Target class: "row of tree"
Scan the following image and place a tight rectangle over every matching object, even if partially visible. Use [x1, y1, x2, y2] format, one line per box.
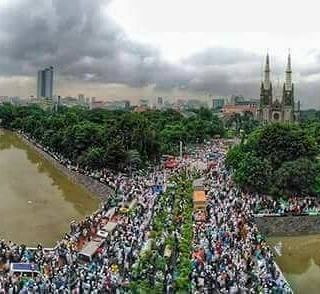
[130, 172, 193, 292]
[226, 123, 320, 197]
[0, 104, 225, 171]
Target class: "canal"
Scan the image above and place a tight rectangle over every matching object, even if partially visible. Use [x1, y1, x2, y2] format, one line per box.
[268, 234, 320, 294]
[0, 130, 100, 246]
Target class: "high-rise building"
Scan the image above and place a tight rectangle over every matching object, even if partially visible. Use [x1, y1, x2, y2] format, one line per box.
[37, 71, 42, 98]
[259, 53, 300, 123]
[155, 97, 164, 109]
[89, 97, 96, 110]
[212, 98, 225, 110]
[37, 66, 54, 99]
[78, 94, 85, 105]
[124, 100, 131, 110]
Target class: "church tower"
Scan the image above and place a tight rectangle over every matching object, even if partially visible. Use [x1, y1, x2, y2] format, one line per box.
[282, 52, 294, 122]
[258, 52, 300, 124]
[260, 54, 273, 122]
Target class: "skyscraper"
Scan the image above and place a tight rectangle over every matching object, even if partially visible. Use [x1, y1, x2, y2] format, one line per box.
[37, 66, 54, 98]
[78, 94, 85, 105]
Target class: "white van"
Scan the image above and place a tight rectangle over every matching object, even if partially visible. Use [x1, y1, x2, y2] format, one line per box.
[78, 239, 104, 262]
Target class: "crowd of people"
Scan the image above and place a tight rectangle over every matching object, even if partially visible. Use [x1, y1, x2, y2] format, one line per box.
[0, 133, 305, 293]
[191, 147, 292, 293]
[250, 194, 320, 216]
[1, 132, 210, 292]
[0, 161, 172, 292]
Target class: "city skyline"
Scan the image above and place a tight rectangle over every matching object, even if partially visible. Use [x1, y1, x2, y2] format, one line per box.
[1, 1, 320, 108]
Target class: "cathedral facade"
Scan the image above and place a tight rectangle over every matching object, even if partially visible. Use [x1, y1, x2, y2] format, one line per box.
[258, 53, 300, 123]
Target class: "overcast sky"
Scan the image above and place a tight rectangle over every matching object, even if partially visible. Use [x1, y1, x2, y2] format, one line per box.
[1, 0, 320, 108]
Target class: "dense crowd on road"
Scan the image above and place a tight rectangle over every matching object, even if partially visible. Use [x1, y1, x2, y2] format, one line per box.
[0, 134, 304, 293]
[0, 132, 211, 293]
[191, 148, 292, 293]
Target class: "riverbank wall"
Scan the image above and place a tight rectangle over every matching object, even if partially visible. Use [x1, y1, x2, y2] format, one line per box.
[255, 215, 320, 236]
[18, 134, 114, 201]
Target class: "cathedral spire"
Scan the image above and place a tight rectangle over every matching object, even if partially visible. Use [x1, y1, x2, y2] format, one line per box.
[285, 51, 292, 91]
[264, 53, 271, 90]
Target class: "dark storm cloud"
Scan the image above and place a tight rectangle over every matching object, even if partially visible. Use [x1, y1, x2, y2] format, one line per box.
[0, 0, 156, 81]
[0, 0, 319, 106]
[0, 0, 263, 96]
[183, 48, 261, 66]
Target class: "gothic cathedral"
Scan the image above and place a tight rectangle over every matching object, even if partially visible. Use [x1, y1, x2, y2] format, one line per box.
[259, 53, 300, 123]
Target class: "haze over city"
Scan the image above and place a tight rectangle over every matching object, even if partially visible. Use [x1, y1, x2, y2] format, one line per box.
[1, 0, 320, 107]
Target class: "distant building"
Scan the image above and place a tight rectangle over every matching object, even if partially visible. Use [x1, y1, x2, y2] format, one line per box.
[235, 99, 259, 106]
[222, 103, 258, 117]
[87, 98, 105, 109]
[37, 66, 54, 99]
[89, 97, 96, 110]
[0, 96, 22, 106]
[186, 99, 206, 109]
[104, 100, 131, 111]
[10, 96, 22, 106]
[0, 96, 9, 104]
[28, 97, 55, 111]
[124, 100, 131, 110]
[139, 99, 149, 107]
[259, 53, 300, 123]
[157, 97, 163, 107]
[230, 95, 245, 105]
[176, 99, 186, 107]
[134, 106, 148, 113]
[53, 96, 61, 112]
[92, 101, 104, 109]
[62, 96, 79, 107]
[212, 98, 225, 110]
[78, 94, 85, 105]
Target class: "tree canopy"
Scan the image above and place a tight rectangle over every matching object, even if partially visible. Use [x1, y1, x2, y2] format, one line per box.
[0, 104, 225, 171]
[227, 123, 320, 197]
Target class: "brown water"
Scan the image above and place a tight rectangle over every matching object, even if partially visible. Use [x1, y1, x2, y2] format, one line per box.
[268, 235, 320, 294]
[0, 130, 100, 247]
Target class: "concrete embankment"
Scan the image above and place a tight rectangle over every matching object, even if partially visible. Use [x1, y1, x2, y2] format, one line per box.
[255, 215, 320, 236]
[18, 134, 114, 201]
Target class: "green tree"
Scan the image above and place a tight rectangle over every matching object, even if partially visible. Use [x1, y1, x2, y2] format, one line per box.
[105, 140, 127, 171]
[246, 124, 318, 168]
[225, 144, 245, 170]
[0, 104, 225, 171]
[233, 153, 272, 192]
[79, 147, 106, 170]
[126, 149, 142, 172]
[228, 123, 320, 197]
[0, 103, 15, 128]
[272, 158, 320, 196]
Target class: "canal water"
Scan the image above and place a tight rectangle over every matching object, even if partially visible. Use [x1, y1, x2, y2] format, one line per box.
[268, 234, 320, 294]
[0, 130, 100, 246]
